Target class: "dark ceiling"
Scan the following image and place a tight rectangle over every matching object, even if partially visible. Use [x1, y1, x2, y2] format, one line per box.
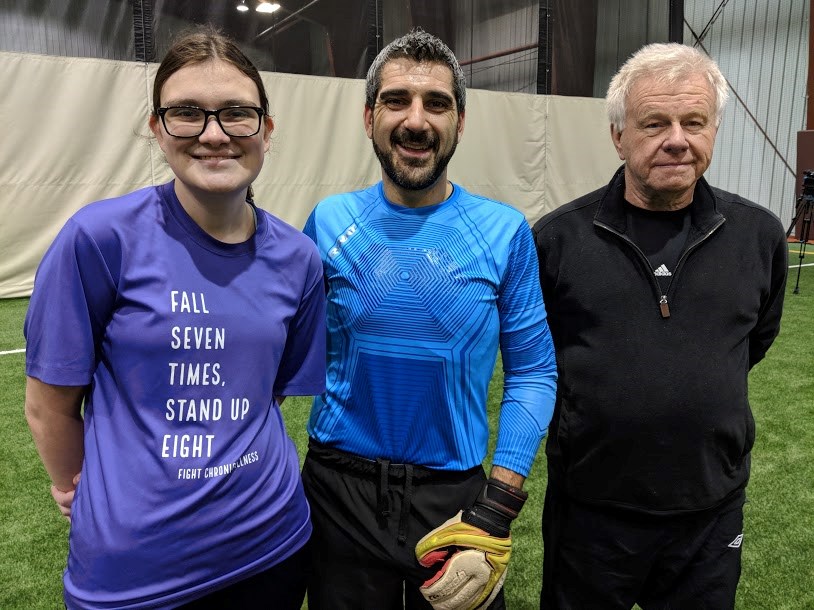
[150, 0, 460, 78]
[153, 0, 371, 77]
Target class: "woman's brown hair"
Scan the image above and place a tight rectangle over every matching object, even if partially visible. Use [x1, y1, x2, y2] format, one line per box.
[152, 25, 269, 116]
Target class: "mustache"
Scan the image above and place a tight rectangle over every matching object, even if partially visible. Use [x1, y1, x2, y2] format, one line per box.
[391, 129, 437, 148]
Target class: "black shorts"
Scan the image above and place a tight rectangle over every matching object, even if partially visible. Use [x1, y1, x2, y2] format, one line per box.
[541, 486, 746, 610]
[176, 541, 309, 609]
[302, 439, 506, 610]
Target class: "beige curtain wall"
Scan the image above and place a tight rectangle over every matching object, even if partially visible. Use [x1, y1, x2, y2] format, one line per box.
[0, 51, 620, 298]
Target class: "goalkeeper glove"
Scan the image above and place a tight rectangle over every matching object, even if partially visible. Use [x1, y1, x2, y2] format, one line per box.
[415, 478, 527, 610]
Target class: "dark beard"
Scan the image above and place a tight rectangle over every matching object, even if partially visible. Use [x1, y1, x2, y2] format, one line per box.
[372, 129, 458, 192]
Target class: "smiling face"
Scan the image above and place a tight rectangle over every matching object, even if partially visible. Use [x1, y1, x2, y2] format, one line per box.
[364, 58, 465, 206]
[612, 73, 718, 210]
[149, 59, 273, 206]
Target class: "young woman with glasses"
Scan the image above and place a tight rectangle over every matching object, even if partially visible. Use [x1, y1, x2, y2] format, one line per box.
[23, 25, 325, 609]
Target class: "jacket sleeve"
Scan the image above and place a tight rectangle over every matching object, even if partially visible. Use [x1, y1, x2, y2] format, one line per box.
[748, 220, 788, 369]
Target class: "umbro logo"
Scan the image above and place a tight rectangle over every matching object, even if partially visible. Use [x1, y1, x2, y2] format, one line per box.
[728, 534, 743, 548]
[654, 264, 672, 277]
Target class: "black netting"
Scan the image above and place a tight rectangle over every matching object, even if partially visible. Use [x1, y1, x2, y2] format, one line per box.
[0, 0, 684, 98]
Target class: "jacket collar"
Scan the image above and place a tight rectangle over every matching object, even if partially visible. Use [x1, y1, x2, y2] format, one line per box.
[594, 165, 725, 237]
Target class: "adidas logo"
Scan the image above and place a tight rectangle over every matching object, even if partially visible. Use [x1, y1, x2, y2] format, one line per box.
[728, 534, 743, 548]
[654, 264, 672, 277]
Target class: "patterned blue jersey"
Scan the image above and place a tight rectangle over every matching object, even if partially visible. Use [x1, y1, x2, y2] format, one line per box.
[304, 182, 556, 476]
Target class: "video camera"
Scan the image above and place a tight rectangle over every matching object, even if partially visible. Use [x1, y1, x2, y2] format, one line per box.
[789, 169, 814, 293]
[802, 170, 814, 198]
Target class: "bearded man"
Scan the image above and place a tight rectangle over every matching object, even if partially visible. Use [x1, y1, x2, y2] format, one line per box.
[301, 28, 557, 610]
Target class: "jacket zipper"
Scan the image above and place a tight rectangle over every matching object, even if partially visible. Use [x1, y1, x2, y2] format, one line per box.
[595, 218, 725, 319]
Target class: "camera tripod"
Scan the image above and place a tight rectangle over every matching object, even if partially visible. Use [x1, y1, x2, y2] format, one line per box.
[787, 170, 814, 294]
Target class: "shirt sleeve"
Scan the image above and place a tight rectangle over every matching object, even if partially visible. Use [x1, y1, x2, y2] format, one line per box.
[24, 218, 118, 386]
[272, 240, 327, 397]
[302, 208, 318, 246]
[492, 223, 557, 477]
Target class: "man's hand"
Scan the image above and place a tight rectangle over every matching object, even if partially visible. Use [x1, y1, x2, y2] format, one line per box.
[415, 478, 527, 610]
[415, 511, 510, 610]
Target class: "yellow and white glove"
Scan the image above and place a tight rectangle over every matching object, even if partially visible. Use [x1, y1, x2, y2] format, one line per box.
[415, 478, 527, 610]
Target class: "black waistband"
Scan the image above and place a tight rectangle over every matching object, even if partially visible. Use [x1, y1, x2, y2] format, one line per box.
[306, 438, 481, 483]
[307, 438, 483, 544]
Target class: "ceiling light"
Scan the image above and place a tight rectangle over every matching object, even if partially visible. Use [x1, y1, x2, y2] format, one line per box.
[236, 1, 249, 11]
[256, 2, 280, 13]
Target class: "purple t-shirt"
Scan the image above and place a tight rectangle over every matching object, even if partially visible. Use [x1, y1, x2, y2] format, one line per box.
[25, 182, 326, 609]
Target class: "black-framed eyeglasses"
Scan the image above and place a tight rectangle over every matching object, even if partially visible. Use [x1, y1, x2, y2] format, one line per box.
[157, 106, 265, 138]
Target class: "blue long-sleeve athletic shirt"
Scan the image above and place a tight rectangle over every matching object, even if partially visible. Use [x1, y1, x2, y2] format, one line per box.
[304, 182, 556, 476]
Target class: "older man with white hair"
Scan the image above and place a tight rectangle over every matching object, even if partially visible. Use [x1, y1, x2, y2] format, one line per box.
[533, 43, 788, 609]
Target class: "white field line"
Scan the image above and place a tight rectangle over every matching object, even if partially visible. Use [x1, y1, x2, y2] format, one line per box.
[0, 348, 25, 356]
[789, 262, 814, 269]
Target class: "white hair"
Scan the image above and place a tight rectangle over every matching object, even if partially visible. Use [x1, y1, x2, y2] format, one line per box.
[606, 43, 729, 131]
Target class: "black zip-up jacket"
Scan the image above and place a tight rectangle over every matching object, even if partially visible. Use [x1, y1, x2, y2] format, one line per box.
[532, 167, 787, 514]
